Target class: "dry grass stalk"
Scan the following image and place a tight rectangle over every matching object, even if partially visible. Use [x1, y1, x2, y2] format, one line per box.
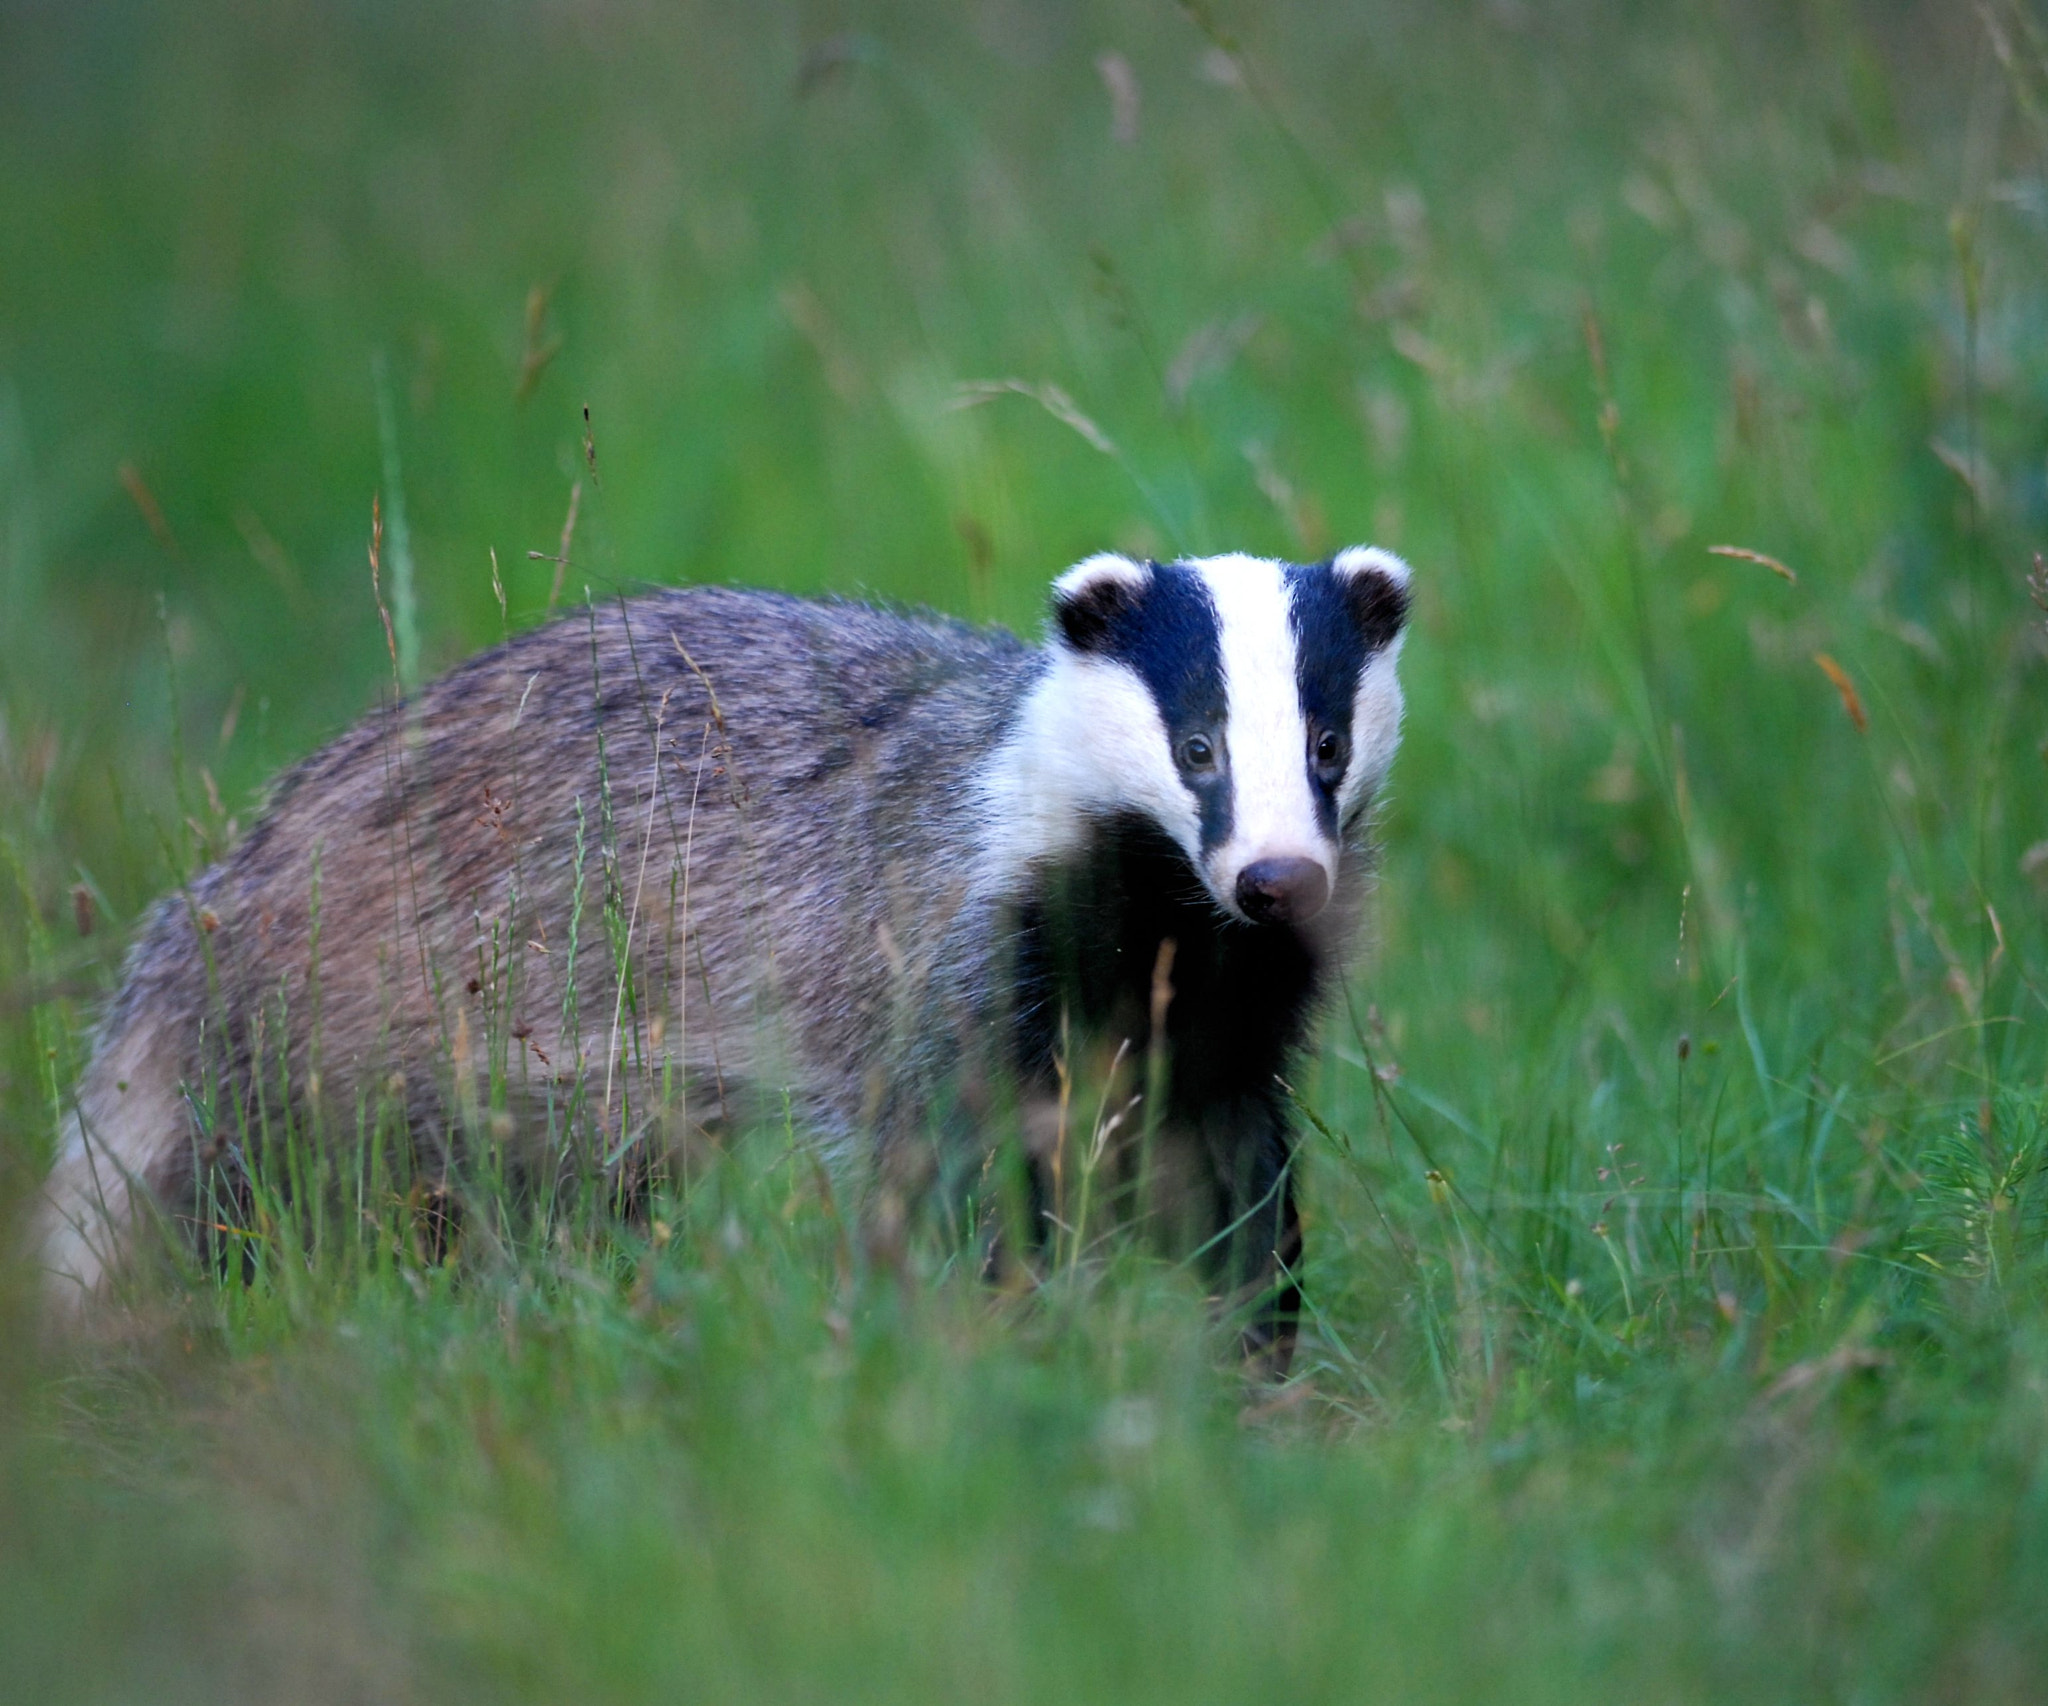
[118, 461, 180, 555]
[1707, 543, 1798, 584]
[949, 379, 1117, 457]
[1095, 51, 1140, 146]
[1811, 652, 1868, 733]
[516, 283, 562, 401]
[489, 547, 507, 633]
[368, 494, 399, 684]
[533, 480, 583, 616]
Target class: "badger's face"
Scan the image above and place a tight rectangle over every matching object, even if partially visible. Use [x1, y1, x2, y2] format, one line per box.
[999, 548, 1410, 927]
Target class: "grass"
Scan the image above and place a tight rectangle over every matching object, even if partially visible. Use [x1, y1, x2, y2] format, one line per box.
[6, 0, 2048, 1699]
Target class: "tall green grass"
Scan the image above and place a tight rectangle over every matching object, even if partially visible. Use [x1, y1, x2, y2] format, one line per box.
[6, 1, 2048, 1699]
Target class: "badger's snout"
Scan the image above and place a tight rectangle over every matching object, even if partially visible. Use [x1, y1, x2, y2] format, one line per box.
[1234, 856, 1331, 926]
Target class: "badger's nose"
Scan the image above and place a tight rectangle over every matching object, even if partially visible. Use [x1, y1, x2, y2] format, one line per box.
[1234, 857, 1331, 925]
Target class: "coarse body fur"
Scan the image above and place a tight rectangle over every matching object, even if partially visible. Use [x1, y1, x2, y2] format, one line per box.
[35, 552, 1410, 1364]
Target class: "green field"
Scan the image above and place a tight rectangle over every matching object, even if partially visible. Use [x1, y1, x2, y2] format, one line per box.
[6, 2, 2048, 1699]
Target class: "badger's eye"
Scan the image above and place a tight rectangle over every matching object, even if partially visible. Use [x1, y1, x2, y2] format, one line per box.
[1180, 733, 1216, 770]
[1314, 729, 1348, 771]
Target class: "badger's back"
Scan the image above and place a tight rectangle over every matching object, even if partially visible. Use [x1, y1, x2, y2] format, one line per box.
[36, 586, 1040, 1307]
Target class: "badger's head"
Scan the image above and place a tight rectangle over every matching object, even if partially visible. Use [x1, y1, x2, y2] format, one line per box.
[995, 549, 1410, 927]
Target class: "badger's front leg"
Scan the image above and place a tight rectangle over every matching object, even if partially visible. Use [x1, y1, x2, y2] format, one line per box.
[1127, 1089, 1303, 1374]
[1198, 1091, 1303, 1377]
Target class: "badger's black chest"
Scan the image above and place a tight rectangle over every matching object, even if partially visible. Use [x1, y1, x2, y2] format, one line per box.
[1008, 812, 1325, 1113]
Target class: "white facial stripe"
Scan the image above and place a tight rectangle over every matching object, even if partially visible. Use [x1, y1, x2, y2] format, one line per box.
[980, 649, 1201, 889]
[1194, 554, 1334, 886]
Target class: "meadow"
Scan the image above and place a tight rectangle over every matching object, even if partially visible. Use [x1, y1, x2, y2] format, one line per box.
[5, 1, 2048, 1699]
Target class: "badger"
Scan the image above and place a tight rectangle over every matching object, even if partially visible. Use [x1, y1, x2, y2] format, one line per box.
[33, 547, 1410, 1365]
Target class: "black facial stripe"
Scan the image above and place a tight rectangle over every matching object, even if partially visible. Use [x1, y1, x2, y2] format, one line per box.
[1086, 562, 1233, 853]
[1287, 559, 1400, 835]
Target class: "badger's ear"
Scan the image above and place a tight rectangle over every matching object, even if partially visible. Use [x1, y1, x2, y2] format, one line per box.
[1331, 545, 1412, 654]
[1051, 552, 1150, 653]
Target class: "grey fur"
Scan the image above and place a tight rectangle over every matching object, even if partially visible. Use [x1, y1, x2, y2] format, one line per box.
[37, 587, 1038, 1304]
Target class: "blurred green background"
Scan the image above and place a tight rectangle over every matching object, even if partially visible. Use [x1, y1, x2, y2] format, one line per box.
[6, 2, 2048, 1700]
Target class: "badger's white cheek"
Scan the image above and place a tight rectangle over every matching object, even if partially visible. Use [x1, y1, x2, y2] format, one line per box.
[1074, 664, 1204, 853]
[1340, 645, 1406, 821]
[985, 657, 1203, 877]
